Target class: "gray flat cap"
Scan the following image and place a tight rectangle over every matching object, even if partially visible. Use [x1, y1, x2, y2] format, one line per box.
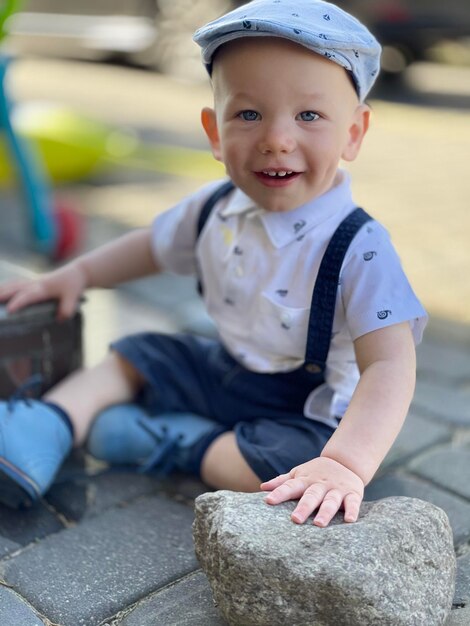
[194, 0, 381, 101]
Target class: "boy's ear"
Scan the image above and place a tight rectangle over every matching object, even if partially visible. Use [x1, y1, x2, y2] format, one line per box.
[341, 104, 371, 162]
[201, 107, 222, 161]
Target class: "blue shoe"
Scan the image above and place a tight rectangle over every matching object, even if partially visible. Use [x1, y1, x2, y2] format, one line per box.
[86, 404, 219, 475]
[0, 397, 73, 507]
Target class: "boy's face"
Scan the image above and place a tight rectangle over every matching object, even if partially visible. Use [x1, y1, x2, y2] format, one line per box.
[202, 38, 370, 213]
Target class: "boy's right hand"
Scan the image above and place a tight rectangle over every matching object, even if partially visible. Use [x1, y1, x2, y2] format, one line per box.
[0, 261, 87, 320]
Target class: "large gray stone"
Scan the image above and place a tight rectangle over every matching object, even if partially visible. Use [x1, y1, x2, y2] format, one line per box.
[194, 491, 456, 626]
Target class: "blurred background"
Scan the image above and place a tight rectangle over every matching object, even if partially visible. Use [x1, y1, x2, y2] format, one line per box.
[0, 0, 469, 365]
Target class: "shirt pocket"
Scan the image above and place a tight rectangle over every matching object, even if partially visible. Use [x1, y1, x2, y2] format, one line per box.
[252, 292, 310, 360]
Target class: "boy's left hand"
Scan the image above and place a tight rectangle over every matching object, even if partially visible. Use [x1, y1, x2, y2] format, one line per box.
[260, 457, 364, 527]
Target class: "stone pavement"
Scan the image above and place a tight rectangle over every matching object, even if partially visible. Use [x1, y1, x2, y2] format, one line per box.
[0, 256, 469, 626]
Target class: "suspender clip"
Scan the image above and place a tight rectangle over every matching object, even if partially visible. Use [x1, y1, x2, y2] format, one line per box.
[304, 362, 324, 374]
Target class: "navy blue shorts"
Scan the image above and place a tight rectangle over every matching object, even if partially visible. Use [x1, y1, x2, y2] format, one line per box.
[111, 332, 335, 482]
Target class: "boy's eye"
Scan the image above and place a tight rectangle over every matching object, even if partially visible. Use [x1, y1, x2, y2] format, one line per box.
[239, 110, 260, 121]
[297, 111, 320, 122]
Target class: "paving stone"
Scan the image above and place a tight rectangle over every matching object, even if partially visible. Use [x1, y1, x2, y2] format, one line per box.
[454, 551, 470, 607]
[47, 452, 207, 521]
[416, 339, 470, 382]
[365, 474, 470, 546]
[0, 536, 21, 559]
[119, 571, 227, 626]
[426, 318, 470, 351]
[158, 474, 209, 502]
[2, 494, 198, 626]
[0, 502, 64, 546]
[445, 607, 470, 626]
[380, 410, 451, 473]
[46, 468, 162, 522]
[409, 446, 470, 501]
[0, 586, 46, 626]
[412, 380, 470, 426]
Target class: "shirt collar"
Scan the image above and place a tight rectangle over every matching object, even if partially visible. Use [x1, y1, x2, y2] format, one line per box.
[218, 186, 257, 218]
[219, 170, 355, 248]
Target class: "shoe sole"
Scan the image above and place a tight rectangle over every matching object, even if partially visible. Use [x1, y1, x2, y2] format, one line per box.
[0, 457, 38, 508]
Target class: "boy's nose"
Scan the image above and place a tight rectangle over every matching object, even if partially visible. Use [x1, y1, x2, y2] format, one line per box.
[257, 124, 296, 155]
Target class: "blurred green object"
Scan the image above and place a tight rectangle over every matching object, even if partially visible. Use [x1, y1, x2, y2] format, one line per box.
[0, 2, 221, 190]
[0, 102, 223, 184]
[0, 0, 22, 41]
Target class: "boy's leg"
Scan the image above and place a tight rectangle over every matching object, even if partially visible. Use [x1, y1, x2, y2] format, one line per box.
[0, 351, 144, 507]
[45, 351, 145, 446]
[200, 432, 262, 492]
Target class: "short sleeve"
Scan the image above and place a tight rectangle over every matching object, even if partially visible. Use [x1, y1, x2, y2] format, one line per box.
[151, 180, 224, 275]
[339, 221, 428, 345]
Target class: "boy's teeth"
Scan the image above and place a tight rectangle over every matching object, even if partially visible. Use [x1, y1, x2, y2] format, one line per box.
[264, 170, 293, 177]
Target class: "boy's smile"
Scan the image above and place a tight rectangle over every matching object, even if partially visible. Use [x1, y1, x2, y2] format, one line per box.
[255, 170, 300, 187]
[202, 37, 370, 213]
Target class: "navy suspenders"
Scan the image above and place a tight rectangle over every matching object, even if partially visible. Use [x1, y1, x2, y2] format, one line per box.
[195, 181, 372, 373]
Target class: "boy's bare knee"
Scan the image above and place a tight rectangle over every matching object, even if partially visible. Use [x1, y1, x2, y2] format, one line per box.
[107, 351, 145, 394]
[200, 431, 262, 492]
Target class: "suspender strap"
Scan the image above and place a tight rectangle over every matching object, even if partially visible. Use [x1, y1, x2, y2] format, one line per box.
[196, 180, 235, 295]
[196, 180, 235, 239]
[304, 207, 372, 373]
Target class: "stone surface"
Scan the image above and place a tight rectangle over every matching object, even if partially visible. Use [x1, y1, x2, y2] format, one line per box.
[0, 535, 21, 558]
[454, 551, 470, 607]
[416, 339, 470, 382]
[119, 571, 227, 625]
[380, 411, 451, 472]
[47, 451, 207, 521]
[0, 502, 64, 546]
[193, 491, 456, 626]
[0, 587, 46, 626]
[2, 495, 198, 626]
[409, 446, 470, 500]
[46, 467, 162, 522]
[445, 608, 470, 626]
[412, 380, 470, 426]
[365, 474, 470, 545]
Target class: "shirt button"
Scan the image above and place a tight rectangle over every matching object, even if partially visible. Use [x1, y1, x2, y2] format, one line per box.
[280, 312, 291, 326]
[235, 265, 244, 277]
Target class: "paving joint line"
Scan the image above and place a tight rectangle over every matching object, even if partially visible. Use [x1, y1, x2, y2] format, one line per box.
[97, 567, 204, 626]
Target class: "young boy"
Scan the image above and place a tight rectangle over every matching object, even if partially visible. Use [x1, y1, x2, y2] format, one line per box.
[0, 0, 426, 527]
